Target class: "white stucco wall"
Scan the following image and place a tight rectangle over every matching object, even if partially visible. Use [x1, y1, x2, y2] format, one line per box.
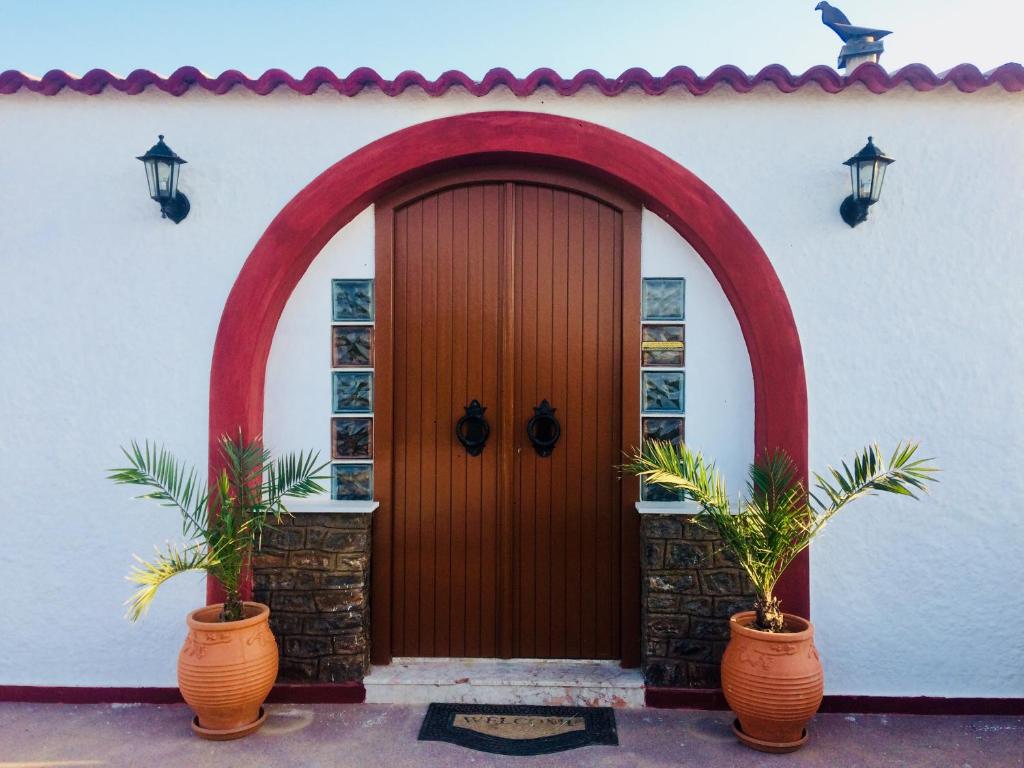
[1, 84, 1021, 697]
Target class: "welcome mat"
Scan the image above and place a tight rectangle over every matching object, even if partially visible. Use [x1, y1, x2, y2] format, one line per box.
[418, 703, 618, 756]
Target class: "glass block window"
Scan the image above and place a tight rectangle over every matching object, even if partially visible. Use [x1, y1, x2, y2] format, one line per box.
[333, 417, 373, 459]
[331, 278, 375, 500]
[642, 277, 685, 321]
[332, 279, 375, 322]
[641, 325, 685, 367]
[642, 371, 685, 413]
[332, 326, 374, 367]
[640, 277, 686, 501]
[333, 371, 374, 413]
[642, 416, 685, 446]
[332, 462, 373, 501]
[642, 477, 685, 503]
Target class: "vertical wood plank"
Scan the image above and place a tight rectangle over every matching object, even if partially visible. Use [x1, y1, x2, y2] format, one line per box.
[465, 184, 485, 656]
[548, 189, 570, 659]
[498, 182, 517, 659]
[402, 200, 423, 656]
[434, 189, 453, 655]
[534, 185, 554, 658]
[564, 191, 584, 658]
[420, 194, 439, 656]
[449, 186, 469, 658]
[594, 202, 616, 659]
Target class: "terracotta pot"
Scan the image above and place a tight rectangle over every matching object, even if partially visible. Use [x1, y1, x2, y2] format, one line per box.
[177, 601, 278, 739]
[721, 611, 824, 752]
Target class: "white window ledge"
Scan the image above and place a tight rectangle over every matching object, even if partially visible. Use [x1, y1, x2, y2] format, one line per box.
[285, 499, 379, 515]
[635, 500, 702, 516]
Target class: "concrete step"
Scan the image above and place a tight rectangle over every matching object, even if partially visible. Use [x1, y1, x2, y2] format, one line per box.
[364, 657, 645, 708]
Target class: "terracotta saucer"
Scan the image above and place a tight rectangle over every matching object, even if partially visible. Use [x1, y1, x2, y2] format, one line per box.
[732, 719, 808, 753]
[191, 708, 267, 741]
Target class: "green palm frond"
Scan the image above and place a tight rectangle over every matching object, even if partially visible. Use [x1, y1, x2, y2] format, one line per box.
[108, 441, 207, 539]
[125, 543, 219, 622]
[264, 449, 330, 516]
[809, 441, 938, 536]
[624, 440, 729, 510]
[625, 438, 939, 629]
[111, 432, 330, 622]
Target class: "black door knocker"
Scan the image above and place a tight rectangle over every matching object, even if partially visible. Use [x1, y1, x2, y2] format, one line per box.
[526, 399, 561, 457]
[456, 399, 490, 456]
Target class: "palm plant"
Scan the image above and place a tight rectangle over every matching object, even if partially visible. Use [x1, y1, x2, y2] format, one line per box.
[626, 441, 938, 632]
[109, 433, 328, 622]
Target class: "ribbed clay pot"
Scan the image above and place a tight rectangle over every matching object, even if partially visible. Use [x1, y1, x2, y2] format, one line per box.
[178, 601, 278, 740]
[721, 611, 824, 753]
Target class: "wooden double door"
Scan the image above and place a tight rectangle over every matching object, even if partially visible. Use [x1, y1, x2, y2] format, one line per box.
[373, 168, 641, 664]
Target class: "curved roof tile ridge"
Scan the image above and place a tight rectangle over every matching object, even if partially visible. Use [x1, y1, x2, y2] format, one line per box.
[1, 62, 1021, 97]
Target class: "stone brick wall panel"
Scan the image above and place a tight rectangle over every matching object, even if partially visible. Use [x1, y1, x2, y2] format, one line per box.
[640, 514, 755, 688]
[253, 513, 371, 683]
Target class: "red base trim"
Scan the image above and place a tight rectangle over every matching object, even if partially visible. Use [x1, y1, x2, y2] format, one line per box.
[645, 688, 1024, 716]
[645, 687, 728, 710]
[266, 683, 365, 704]
[0, 686, 184, 704]
[0, 683, 365, 705]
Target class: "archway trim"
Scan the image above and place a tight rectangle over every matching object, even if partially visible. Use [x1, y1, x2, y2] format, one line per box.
[208, 110, 810, 618]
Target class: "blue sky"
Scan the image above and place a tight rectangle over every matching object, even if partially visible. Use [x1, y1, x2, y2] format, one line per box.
[1, 0, 1020, 78]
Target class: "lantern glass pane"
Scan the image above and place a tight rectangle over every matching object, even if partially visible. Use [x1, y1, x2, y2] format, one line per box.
[156, 160, 173, 198]
[856, 160, 874, 200]
[167, 161, 180, 199]
[143, 159, 159, 199]
[869, 161, 887, 203]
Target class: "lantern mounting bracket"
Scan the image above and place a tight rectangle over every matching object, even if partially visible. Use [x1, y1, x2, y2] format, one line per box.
[839, 195, 869, 228]
[160, 192, 191, 224]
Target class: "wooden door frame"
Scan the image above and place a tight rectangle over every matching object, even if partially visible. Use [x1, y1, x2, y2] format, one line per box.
[373, 167, 641, 666]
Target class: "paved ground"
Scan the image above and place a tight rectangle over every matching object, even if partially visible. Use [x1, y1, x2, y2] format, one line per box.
[0, 703, 1020, 768]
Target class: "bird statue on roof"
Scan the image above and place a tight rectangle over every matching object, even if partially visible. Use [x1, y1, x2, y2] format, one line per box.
[814, 2, 892, 70]
[815, 2, 891, 42]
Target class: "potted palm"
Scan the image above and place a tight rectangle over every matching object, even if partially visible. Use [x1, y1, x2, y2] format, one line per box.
[627, 441, 937, 753]
[108, 433, 327, 740]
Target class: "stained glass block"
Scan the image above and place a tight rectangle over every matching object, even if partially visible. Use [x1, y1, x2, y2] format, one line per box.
[332, 417, 373, 459]
[332, 463, 373, 500]
[333, 371, 373, 413]
[642, 477, 684, 502]
[642, 278, 685, 321]
[642, 417, 685, 446]
[642, 371, 685, 413]
[641, 325, 686, 367]
[332, 279, 374, 322]
[332, 326, 374, 367]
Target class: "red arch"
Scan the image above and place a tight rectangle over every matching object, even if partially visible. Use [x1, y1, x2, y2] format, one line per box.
[208, 110, 809, 617]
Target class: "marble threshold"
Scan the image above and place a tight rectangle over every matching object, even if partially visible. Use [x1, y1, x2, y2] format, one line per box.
[363, 657, 645, 708]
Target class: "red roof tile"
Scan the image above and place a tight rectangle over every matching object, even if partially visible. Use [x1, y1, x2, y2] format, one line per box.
[1, 63, 1021, 97]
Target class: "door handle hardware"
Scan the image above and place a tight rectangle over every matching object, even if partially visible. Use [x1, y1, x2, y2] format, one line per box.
[526, 399, 561, 457]
[456, 399, 490, 456]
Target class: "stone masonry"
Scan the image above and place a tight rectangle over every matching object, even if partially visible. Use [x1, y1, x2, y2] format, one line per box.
[641, 514, 755, 688]
[252, 513, 371, 683]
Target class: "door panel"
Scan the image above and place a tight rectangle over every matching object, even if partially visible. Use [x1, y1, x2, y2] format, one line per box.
[512, 186, 623, 659]
[386, 173, 628, 660]
[391, 184, 505, 657]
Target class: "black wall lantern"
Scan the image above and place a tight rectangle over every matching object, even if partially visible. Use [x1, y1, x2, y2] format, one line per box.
[136, 135, 189, 223]
[840, 136, 894, 228]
